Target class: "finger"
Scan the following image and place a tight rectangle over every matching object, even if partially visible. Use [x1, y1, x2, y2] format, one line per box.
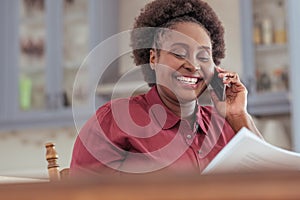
[225, 80, 245, 94]
[225, 89, 238, 98]
[223, 72, 239, 80]
[226, 83, 247, 95]
[222, 73, 241, 84]
[216, 71, 236, 80]
[215, 66, 226, 73]
[223, 77, 239, 85]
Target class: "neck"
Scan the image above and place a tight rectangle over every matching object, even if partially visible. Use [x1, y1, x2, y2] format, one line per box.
[178, 101, 197, 119]
[157, 87, 197, 123]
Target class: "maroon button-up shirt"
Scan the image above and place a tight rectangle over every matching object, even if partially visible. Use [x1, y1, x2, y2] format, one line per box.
[70, 86, 235, 176]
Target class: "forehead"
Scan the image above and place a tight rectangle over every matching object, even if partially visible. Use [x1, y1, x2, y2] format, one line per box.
[157, 22, 212, 50]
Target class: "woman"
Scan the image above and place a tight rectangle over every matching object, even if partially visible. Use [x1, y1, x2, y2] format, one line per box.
[70, 0, 262, 176]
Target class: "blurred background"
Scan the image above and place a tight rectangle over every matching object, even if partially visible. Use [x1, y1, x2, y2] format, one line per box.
[0, 0, 299, 178]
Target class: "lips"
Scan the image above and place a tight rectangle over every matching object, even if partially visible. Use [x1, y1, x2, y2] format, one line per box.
[176, 75, 202, 85]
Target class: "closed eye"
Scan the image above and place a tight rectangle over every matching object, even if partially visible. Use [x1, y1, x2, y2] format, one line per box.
[171, 52, 186, 59]
[197, 57, 210, 62]
[197, 51, 210, 63]
[169, 47, 188, 59]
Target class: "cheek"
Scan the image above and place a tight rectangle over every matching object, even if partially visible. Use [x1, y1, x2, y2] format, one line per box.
[159, 54, 183, 69]
[202, 67, 214, 81]
[155, 64, 174, 80]
[155, 59, 182, 77]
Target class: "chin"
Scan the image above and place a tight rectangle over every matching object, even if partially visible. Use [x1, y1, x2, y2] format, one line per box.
[176, 91, 200, 103]
[177, 84, 207, 101]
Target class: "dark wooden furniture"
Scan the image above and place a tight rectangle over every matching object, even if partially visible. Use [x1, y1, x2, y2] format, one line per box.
[0, 171, 300, 199]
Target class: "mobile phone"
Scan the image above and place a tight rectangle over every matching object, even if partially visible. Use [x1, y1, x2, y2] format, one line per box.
[210, 68, 226, 101]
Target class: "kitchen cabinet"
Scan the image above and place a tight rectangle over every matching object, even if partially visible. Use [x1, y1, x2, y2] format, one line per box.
[0, 0, 119, 130]
[240, 0, 300, 151]
[240, 0, 291, 116]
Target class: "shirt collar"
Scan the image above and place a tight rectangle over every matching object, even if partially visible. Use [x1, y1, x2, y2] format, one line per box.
[196, 105, 224, 135]
[195, 105, 208, 135]
[145, 86, 211, 135]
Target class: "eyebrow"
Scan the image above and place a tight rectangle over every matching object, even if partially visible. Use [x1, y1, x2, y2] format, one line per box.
[170, 42, 211, 51]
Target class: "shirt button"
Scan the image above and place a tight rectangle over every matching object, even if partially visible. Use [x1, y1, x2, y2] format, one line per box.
[186, 134, 192, 139]
[198, 150, 202, 154]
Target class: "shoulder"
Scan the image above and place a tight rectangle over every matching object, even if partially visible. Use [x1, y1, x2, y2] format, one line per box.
[95, 94, 151, 126]
[79, 95, 150, 147]
[96, 93, 149, 113]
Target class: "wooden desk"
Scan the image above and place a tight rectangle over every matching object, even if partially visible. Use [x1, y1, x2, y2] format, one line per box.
[0, 172, 299, 200]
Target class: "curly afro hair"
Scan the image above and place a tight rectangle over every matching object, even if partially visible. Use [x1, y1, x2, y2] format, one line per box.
[131, 0, 225, 87]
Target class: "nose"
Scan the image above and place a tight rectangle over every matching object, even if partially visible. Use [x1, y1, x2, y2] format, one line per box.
[183, 57, 200, 72]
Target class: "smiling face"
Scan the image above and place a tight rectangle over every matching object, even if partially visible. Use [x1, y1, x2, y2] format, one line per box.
[150, 22, 215, 105]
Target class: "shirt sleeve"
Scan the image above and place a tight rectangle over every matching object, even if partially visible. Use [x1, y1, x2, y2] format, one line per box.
[70, 103, 130, 177]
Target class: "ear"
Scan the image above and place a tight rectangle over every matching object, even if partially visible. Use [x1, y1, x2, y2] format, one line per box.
[149, 49, 157, 70]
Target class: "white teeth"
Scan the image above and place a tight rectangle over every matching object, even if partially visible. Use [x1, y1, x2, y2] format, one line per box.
[176, 76, 198, 84]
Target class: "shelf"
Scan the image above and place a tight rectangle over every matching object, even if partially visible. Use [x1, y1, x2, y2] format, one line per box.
[0, 108, 91, 131]
[20, 17, 45, 26]
[96, 81, 150, 97]
[247, 91, 291, 116]
[20, 65, 44, 75]
[63, 62, 83, 69]
[64, 13, 87, 24]
[255, 44, 288, 52]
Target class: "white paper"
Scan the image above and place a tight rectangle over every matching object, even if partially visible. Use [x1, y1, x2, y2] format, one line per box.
[202, 127, 300, 174]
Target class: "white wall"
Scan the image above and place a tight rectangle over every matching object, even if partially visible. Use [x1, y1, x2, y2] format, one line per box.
[205, 0, 243, 75]
[0, 127, 77, 178]
[119, 0, 152, 32]
[118, 0, 152, 74]
[118, 0, 243, 75]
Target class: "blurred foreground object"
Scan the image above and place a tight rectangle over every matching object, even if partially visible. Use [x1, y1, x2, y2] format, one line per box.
[0, 172, 300, 199]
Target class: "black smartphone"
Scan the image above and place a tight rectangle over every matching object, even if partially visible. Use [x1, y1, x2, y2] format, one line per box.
[210, 68, 226, 101]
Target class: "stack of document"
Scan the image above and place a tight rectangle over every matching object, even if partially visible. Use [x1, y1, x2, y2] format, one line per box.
[202, 127, 300, 174]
